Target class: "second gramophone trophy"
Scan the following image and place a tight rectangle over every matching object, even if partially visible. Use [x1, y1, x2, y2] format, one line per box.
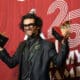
[0, 33, 8, 47]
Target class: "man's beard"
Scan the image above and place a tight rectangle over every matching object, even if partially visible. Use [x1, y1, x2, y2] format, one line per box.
[28, 33, 37, 38]
[27, 31, 39, 39]
[24, 28, 40, 39]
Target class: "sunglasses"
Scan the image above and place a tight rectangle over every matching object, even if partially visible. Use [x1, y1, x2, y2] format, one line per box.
[23, 23, 36, 28]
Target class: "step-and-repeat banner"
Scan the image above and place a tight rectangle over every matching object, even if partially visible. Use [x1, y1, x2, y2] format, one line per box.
[0, 0, 80, 80]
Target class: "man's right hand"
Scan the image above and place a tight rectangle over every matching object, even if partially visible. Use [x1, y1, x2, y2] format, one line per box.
[0, 47, 3, 51]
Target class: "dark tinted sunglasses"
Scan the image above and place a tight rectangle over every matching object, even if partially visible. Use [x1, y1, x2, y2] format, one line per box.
[23, 23, 36, 27]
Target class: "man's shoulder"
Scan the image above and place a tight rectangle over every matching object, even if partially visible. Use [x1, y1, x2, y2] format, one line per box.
[42, 39, 52, 44]
[17, 40, 26, 48]
[40, 38, 54, 48]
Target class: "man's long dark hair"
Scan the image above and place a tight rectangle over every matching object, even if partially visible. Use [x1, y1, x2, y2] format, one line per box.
[20, 13, 43, 34]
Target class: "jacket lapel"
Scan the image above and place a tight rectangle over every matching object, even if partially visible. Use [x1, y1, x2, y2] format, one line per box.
[29, 39, 43, 74]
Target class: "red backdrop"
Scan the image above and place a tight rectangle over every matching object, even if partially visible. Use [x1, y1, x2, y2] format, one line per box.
[0, 0, 80, 80]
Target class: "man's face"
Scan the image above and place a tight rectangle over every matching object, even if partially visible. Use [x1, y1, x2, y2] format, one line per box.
[23, 18, 39, 37]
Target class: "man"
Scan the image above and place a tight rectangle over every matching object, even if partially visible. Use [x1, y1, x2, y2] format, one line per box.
[0, 12, 69, 80]
[51, 21, 70, 79]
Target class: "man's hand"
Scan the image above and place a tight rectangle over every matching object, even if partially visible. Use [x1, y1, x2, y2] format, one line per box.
[0, 47, 3, 51]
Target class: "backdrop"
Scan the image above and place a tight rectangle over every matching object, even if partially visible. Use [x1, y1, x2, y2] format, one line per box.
[0, 0, 80, 80]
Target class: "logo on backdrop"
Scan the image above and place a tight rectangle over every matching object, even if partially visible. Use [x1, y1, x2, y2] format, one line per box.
[47, 0, 80, 49]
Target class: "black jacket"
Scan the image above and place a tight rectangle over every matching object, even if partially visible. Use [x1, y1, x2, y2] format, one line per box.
[0, 37, 69, 80]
